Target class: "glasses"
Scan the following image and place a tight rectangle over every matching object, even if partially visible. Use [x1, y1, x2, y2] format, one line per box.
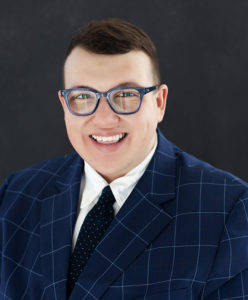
[60, 85, 159, 116]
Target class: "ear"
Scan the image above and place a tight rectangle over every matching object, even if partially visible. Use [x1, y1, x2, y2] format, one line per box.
[156, 84, 168, 123]
[58, 90, 67, 112]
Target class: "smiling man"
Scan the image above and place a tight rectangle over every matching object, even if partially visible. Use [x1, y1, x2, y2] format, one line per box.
[1, 19, 248, 300]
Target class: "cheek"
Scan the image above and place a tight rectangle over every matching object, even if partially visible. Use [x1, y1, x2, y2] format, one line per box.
[134, 113, 158, 136]
[64, 116, 84, 142]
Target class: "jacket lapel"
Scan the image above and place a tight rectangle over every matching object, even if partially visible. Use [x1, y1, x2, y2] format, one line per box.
[71, 130, 178, 299]
[40, 154, 83, 299]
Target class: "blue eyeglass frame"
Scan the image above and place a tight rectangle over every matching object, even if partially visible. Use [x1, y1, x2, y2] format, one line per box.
[60, 85, 159, 116]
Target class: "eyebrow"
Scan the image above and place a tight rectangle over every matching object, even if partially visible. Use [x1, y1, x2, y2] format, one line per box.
[70, 81, 143, 90]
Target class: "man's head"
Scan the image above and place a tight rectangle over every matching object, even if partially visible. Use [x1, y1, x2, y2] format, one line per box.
[58, 18, 168, 183]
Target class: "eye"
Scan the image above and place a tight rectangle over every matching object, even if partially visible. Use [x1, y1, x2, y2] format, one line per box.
[75, 93, 93, 99]
[120, 92, 133, 97]
[115, 91, 139, 97]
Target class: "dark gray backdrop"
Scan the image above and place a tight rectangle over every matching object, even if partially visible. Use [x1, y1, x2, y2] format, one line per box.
[1, 0, 248, 183]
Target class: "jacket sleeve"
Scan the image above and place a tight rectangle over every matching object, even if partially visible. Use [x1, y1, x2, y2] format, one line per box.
[0, 177, 10, 283]
[202, 190, 248, 299]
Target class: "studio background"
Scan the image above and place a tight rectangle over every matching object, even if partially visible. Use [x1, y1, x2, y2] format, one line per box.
[0, 0, 248, 183]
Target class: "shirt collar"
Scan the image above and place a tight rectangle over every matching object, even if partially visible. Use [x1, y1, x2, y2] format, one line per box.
[81, 134, 158, 209]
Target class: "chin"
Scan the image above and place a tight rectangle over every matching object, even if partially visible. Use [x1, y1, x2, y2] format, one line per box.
[97, 163, 127, 181]
[96, 164, 120, 176]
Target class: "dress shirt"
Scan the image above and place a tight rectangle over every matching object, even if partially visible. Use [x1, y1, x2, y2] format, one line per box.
[72, 135, 158, 250]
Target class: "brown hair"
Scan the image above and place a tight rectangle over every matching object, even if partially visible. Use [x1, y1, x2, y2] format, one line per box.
[64, 18, 161, 84]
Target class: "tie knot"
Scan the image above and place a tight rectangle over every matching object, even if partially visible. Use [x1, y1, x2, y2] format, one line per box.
[98, 186, 115, 206]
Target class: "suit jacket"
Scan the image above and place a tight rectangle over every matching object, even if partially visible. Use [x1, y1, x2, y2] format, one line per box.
[1, 129, 248, 300]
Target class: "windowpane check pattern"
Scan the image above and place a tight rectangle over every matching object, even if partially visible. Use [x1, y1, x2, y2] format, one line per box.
[67, 185, 116, 296]
[1, 129, 248, 299]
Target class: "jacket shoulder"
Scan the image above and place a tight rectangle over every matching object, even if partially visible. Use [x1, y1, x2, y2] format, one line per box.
[168, 143, 248, 215]
[0, 153, 80, 198]
[174, 144, 247, 186]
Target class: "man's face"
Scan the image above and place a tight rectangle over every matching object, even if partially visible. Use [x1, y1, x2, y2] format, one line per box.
[59, 47, 167, 182]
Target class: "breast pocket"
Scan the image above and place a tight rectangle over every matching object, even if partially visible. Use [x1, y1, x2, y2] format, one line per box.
[136, 287, 188, 299]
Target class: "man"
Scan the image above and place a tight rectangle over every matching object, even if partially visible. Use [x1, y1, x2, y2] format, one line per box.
[0, 18, 248, 300]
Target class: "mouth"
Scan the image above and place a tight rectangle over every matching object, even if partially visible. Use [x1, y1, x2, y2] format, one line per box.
[89, 133, 128, 144]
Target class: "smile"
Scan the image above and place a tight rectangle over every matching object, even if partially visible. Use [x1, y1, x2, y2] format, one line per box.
[90, 133, 127, 144]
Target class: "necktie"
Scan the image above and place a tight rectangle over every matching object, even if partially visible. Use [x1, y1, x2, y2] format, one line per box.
[67, 185, 115, 295]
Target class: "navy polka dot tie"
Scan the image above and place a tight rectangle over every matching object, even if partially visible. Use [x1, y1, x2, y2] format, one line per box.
[67, 185, 115, 296]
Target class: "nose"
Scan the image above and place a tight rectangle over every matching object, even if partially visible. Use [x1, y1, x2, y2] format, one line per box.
[91, 96, 119, 126]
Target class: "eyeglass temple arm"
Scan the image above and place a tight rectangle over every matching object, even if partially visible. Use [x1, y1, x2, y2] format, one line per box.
[143, 85, 159, 94]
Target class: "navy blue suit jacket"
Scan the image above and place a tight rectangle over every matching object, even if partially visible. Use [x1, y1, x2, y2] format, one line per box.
[1, 129, 248, 299]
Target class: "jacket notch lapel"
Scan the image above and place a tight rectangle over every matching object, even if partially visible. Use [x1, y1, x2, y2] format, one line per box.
[40, 154, 83, 299]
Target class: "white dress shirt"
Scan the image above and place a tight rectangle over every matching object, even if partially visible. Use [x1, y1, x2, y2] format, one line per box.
[72, 135, 158, 249]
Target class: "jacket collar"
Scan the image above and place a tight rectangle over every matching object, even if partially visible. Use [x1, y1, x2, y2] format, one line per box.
[70, 129, 177, 299]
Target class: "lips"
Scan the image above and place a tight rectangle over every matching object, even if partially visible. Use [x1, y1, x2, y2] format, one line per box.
[90, 133, 128, 144]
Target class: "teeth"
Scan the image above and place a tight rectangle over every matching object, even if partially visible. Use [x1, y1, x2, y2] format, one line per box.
[91, 133, 125, 143]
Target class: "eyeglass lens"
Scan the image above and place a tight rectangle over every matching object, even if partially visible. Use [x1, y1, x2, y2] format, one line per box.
[67, 89, 140, 114]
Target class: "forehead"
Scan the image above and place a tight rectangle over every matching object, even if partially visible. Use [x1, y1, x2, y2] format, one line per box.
[63, 47, 154, 90]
